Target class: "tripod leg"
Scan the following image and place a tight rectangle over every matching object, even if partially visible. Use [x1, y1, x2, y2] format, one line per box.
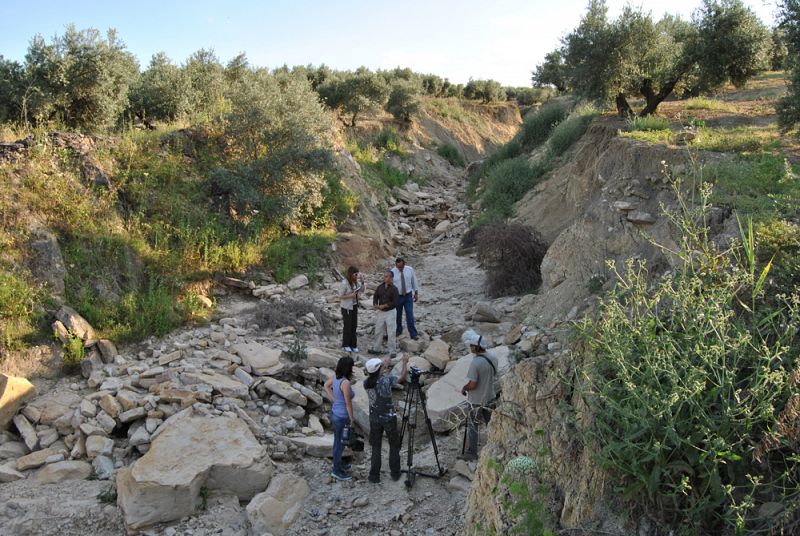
[399, 383, 414, 445]
[416, 387, 446, 477]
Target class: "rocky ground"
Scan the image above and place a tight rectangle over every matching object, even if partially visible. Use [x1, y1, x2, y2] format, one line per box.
[0, 149, 566, 536]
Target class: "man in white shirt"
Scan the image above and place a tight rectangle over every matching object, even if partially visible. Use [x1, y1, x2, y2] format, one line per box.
[391, 257, 419, 340]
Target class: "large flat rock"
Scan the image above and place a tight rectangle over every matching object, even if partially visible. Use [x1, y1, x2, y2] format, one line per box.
[426, 347, 510, 432]
[0, 373, 37, 429]
[180, 370, 249, 399]
[117, 414, 272, 531]
[25, 390, 81, 426]
[231, 342, 283, 375]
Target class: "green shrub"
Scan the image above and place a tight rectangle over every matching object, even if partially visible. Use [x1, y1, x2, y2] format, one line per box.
[626, 115, 671, 132]
[375, 126, 403, 154]
[60, 331, 85, 371]
[436, 142, 466, 167]
[481, 157, 551, 219]
[485, 457, 554, 536]
[547, 106, 596, 157]
[285, 333, 308, 362]
[263, 231, 333, 284]
[518, 100, 569, 151]
[579, 185, 800, 534]
[756, 217, 800, 297]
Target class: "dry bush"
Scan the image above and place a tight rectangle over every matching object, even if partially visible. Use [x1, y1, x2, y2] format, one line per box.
[259, 298, 335, 335]
[474, 222, 547, 297]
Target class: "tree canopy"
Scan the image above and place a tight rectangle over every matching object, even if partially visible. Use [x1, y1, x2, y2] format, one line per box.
[535, 0, 770, 116]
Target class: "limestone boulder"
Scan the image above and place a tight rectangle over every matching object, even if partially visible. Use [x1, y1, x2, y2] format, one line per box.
[261, 378, 307, 406]
[423, 339, 451, 370]
[0, 461, 25, 482]
[33, 460, 92, 484]
[287, 434, 337, 458]
[232, 342, 283, 376]
[54, 304, 95, 340]
[26, 390, 81, 426]
[0, 373, 37, 429]
[472, 303, 502, 323]
[287, 274, 309, 290]
[426, 347, 511, 432]
[305, 347, 339, 369]
[246, 473, 310, 536]
[180, 370, 249, 399]
[16, 446, 66, 471]
[117, 414, 271, 531]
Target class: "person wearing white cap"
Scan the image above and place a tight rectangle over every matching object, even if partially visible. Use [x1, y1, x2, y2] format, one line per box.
[363, 353, 409, 483]
[458, 329, 498, 461]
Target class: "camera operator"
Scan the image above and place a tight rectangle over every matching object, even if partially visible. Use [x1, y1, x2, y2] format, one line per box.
[458, 330, 498, 461]
[364, 353, 408, 483]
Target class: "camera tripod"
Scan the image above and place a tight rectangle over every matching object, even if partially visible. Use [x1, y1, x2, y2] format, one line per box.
[398, 368, 446, 488]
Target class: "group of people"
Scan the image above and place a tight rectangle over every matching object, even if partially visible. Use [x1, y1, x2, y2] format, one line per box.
[327, 258, 497, 482]
[336, 257, 419, 356]
[324, 352, 410, 482]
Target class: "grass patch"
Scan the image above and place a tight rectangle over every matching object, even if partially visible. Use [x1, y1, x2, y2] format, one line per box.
[626, 115, 671, 132]
[683, 97, 737, 112]
[425, 98, 483, 125]
[0, 270, 43, 352]
[692, 125, 781, 153]
[700, 154, 800, 219]
[621, 125, 781, 153]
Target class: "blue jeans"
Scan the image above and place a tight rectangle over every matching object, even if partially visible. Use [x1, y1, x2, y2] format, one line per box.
[395, 292, 418, 338]
[331, 413, 350, 475]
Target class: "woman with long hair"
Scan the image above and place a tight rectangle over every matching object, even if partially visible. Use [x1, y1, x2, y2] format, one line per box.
[324, 356, 355, 481]
[337, 266, 364, 353]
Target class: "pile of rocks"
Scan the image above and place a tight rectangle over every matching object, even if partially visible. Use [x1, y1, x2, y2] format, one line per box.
[388, 182, 467, 247]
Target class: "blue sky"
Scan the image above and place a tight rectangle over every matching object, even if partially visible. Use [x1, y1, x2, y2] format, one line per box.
[0, 0, 778, 87]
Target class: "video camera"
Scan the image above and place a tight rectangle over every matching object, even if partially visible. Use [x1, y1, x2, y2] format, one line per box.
[408, 365, 425, 384]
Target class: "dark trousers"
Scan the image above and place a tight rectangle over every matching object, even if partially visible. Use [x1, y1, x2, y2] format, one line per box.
[466, 406, 492, 456]
[342, 307, 357, 348]
[395, 292, 417, 337]
[369, 417, 401, 480]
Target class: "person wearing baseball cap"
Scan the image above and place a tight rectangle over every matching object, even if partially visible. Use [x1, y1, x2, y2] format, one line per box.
[363, 353, 409, 483]
[458, 329, 498, 461]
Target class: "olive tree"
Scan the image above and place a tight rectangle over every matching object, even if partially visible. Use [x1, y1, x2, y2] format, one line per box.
[213, 71, 337, 225]
[129, 52, 190, 122]
[777, 0, 800, 132]
[548, 0, 770, 116]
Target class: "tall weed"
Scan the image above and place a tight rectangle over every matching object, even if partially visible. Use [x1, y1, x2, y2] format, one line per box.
[579, 184, 800, 534]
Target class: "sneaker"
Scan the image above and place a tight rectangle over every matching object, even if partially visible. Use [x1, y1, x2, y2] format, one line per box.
[368, 475, 380, 484]
[343, 347, 353, 353]
[367, 348, 380, 355]
[351, 347, 359, 353]
[410, 335, 419, 340]
[342, 463, 352, 472]
[331, 472, 352, 481]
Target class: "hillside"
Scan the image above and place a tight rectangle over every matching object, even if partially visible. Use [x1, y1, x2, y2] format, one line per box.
[466, 72, 800, 535]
